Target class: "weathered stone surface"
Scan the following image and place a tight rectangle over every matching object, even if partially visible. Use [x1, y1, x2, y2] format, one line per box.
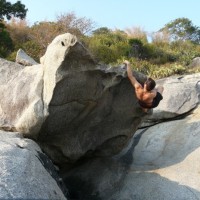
[0, 130, 67, 199]
[37, 33, 147, 164]
[63, 106, 200, 200]
[1, 32, 200, 200]
[141, 74, 200, 127]
[0, 33, 147, 164]
[0, 58, 44, 138]
[16, 48, 38, 66]
[188, 57, 200, 68]
[41, 35, 148, 163]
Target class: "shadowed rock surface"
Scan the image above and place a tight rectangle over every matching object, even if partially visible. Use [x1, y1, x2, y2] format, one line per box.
[38, 34, 147, 164]
[62, 106, 200, 200]
[0, 33, 147, 165]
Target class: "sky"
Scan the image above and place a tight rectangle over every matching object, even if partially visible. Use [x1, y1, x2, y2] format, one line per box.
[9, 0, 200, 33]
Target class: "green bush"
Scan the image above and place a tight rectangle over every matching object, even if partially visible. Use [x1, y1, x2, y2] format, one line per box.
[0, 23, 13, 57]
[149, 64, 186, 79]
[85, 30, 130, 64]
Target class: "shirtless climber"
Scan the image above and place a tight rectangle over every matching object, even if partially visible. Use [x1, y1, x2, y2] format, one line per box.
[123, 60, 164, 112]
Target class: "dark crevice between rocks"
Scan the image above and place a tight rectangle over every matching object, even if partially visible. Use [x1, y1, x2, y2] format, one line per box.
[139, 104, 199, 130]
[35, 151, 69, 199]
[64, 175, 102, 200]
[60, 133, 144, 200]
[57, 135, 133, 199]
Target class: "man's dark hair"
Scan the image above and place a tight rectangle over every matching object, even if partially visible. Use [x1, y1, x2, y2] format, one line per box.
[145, 78, 156, 91]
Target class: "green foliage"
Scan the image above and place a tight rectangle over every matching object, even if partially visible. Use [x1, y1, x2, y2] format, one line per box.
[0, 22, 13, 57]
[0, 0, 27, 20]
[127, 39, 176, 65]
[19, 41, 43, 62]
[92, 27, 111, 35]
[2, 14, 200, 79]
[84, 28, 130, 64]
[85, 23, 200, 78]
[6, 40, 42, 62]
[0, 0, 27, 58]
[149, 64, 186, 79]
[170, 40, 200, 65]
[125, 26, 148, 43]
[117, 57, 187, 79]
[128, 38, 144, 58]
[160, 18, 200, 44]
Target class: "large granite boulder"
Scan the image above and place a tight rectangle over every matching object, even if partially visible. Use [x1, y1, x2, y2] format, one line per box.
[63, 105, 200, 200]
[0, 130, 67, 199]
[0, 33, 147, 164]
[38, 33, 147, 164]
[141, 74, 200, 127]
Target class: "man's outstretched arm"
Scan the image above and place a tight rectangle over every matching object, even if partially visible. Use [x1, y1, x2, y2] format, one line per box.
[124, 60, 140, 88]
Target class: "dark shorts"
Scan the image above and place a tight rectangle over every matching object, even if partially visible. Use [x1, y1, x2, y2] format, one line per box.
[138, 92, 163, 109]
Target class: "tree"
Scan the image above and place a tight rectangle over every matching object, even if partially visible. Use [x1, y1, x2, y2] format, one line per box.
[0, 0, 27, 58]
[85, 28, 130, 64]
[151, 31, 170, 45]
[92, 27, 111, 35]
[6, 18, 29, 44]
[29, 22, 61, 48]
[160, 18, 200, 44]
[0, 0, 27, 21]
[56, 12, 95, 36]
[125, 26, 148, 43]
[0, 22, 13, 57]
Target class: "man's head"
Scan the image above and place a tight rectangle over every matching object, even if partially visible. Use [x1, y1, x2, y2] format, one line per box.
[144, 78, 156, 91]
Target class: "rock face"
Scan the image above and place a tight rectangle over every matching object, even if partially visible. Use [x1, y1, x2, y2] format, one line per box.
[0, 58, 44, 138]
[1, 33, 200, 200]
[188, 57, 200, 68]
[141, 73, 200, 127]
[0, 130, 67, 199]
[63, 105, 200, 200]
[0, 33, 147, 164]
[16, 48, 38, 66]
[38, 33, 147, 164]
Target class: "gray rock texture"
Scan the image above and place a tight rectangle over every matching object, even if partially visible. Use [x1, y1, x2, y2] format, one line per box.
[0, 130, 67, 199]
[141, 73, 200, 127]
[188, 57, 200, 68]
[0, 33, 147, 164]
[0, 58, 44, 138]
[38, 34, 147, 164]
[2, 33, 200, 200]
[63, 106, 200, 200]
[16, 48, 38, 66]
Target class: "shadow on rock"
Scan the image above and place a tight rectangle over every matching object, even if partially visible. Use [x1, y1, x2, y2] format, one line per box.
[62, 155, 200, 200]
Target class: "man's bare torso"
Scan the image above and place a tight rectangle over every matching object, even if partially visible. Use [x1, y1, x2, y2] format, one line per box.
[135, 84, 157, 106]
